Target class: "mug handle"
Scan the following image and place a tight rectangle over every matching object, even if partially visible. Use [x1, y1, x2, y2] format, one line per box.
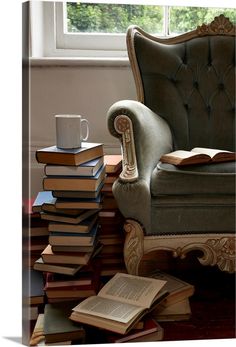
[81, 119, 89, 141]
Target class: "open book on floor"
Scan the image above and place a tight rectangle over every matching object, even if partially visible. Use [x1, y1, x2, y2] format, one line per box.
[160, 147, 236, 166]
[69, 272, 168, 334]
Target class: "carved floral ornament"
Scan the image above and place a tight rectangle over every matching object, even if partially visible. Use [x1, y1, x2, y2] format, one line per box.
[197, 14, 235, 36]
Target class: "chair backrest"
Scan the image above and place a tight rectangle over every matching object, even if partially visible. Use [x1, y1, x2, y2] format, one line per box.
[127, 15, 235, 151]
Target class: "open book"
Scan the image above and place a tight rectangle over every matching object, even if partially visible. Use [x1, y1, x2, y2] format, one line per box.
[160, 147, 236, 166]
[69, 272, 168, 334]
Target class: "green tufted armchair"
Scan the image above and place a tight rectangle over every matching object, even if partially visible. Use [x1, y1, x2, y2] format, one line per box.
[107, 15, 235, 275]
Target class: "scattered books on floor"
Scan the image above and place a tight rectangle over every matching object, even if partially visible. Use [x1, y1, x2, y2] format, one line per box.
[149, 269, 195, 307]
[160, 147, 236, 166]
[105, 317, 164, 343]
[152, 298, 192, 321]
[69, 272, 168, 334]
[30, 145, 198, 344]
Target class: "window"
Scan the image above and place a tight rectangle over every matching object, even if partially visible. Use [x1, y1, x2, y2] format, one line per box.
[30, 1, 235, 59]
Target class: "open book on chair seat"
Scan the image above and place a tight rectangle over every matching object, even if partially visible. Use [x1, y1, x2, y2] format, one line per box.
[160, 147, 236, 166]
[69, 272, 168, 334]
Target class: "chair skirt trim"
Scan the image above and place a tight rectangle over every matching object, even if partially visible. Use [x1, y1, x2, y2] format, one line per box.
[123, 219, 236, 275]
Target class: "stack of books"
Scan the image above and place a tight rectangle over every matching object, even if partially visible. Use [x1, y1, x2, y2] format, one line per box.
[98, 155, 127, 276]
[23, 198, 49, 269]
[149, 270, 195, 321]
[33, 142, 105, 301]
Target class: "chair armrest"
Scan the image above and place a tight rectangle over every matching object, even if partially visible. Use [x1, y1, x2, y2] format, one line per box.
[107, 100, 173, 233]
[107, 100, 173, 184]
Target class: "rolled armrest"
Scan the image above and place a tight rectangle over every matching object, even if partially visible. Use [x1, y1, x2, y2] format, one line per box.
[107, 100, 173, 184]
[107, 100, 173, 233]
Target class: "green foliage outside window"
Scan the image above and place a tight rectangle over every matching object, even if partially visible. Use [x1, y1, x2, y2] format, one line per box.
[66, 2, 235, 35]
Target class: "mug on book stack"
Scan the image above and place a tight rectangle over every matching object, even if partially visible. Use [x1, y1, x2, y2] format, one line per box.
[55, 114, 89, 149]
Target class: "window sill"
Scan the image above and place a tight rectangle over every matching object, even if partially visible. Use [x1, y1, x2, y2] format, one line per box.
[30, 57, 130, 67]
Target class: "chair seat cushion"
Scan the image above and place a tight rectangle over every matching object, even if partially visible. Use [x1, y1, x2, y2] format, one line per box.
[151, 161, 235, 196]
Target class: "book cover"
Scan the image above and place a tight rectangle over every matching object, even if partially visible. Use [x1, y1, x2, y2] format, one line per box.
[33, 258, 83, 276]
[104, 154, 122, 173]
[48, 214, 98, 234]
[36, 142, 103, 166]
[70, 272, 168, 334]
[43, 165, 106, 192]
[49, 224, 99, 246]
[44, 303, 86, 343]
[160, 147, 236, 166]
[45, 156, 104, 176]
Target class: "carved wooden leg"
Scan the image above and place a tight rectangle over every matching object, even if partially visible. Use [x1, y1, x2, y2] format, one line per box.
[123, 219, 144, 275]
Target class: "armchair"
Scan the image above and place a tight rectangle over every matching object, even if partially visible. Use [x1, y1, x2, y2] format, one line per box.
[107, 15, 235, 275]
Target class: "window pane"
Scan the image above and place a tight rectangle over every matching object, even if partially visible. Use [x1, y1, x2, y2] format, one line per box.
[66, 2, 164, 34]
[169, 7, 236, 35]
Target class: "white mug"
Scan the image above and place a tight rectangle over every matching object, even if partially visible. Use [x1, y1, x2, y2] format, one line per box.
[55, 114, 89, 149]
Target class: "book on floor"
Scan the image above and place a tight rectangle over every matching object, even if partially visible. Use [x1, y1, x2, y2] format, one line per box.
[149, 270, 195, 306]
[36, 142, 104, 166]
[43, 165, 106, 192]
[45, 156, 104, 176]
[106, 317, 164, 343]
[160, 147, 236, 166]
[43, 302, 86, 344]
[151, 298, 192, 321]
[69, 272, 168, 334]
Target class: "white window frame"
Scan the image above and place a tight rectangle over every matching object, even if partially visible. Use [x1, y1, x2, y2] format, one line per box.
[30, 1, 235, 60]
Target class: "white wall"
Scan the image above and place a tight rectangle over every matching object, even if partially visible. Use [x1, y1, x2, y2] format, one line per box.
[29, 61, 137, 197]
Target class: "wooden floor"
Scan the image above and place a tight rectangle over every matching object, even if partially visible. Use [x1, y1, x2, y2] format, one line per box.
[161, 266, 235, 341]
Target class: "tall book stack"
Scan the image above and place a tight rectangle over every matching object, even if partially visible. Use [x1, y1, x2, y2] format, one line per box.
[33, 142, 105, 303]
[98, 155, 127, 276]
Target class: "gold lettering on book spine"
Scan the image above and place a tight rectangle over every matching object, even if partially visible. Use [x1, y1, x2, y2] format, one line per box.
[114, 115, 138, 182]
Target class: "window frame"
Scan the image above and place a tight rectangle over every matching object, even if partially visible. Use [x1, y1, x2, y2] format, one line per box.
[30, 1, 235, 59]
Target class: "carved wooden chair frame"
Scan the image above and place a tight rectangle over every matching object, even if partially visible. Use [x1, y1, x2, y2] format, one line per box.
[113, 15, 236, 275]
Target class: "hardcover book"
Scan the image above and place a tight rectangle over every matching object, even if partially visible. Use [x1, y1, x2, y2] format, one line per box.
[40, 209, 98, 224]
[33, 258, 83, 276]
[49, 224, 98, 246]
[160, 147, 236, 166]
[150, 270, 194, 306]
[45, 156, 104, 176]
[55, 195, 102, 210]
[70, 272, 168, 334]
[48, 214, 98, 234]
[36, 142, 104, 166]
[104, 154, 122, 173]
[44, 303, 86, 343]
[43, 165, 106, 192]
[106, 317, 164, 343]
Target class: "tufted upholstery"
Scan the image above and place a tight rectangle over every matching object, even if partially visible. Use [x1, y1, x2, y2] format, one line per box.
[134, 35, 235, 151]
[107, 16, 235, 239]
